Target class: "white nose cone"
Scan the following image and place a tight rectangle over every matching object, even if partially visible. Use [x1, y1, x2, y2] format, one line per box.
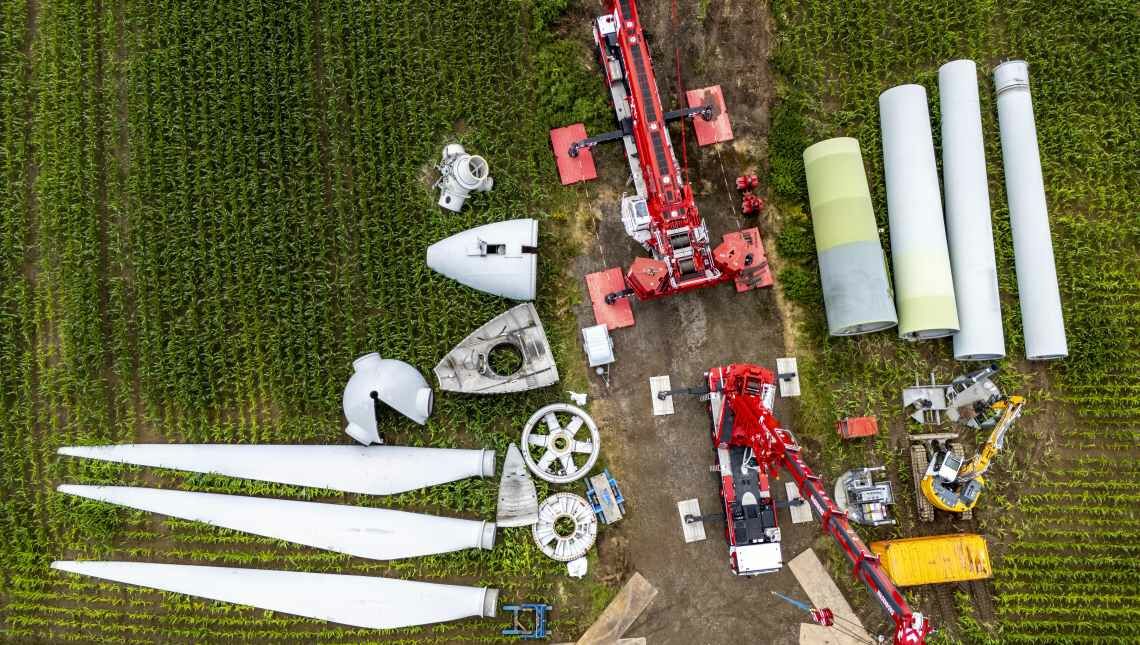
[344, 353, 433, 444]
[426, 219, 537, 300]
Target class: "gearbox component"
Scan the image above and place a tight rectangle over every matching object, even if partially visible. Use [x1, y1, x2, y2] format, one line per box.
[434, 143, 493, 212]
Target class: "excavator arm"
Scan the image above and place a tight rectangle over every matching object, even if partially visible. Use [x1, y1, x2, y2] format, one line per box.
[956, 396, 1024, 481]
[920, 396, 1025, 513]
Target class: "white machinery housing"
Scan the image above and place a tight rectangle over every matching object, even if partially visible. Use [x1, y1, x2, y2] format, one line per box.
[435, 144, 493, 212]
[343, 352, 433, 444]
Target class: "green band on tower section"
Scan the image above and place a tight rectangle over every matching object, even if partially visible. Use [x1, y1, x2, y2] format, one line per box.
[803, 138, 897, 336]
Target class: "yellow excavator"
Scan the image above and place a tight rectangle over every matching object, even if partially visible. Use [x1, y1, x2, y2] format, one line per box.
[914, 396, 1025, 516]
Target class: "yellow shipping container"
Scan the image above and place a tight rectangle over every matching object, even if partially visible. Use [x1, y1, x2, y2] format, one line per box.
[870, 533, 991, 587]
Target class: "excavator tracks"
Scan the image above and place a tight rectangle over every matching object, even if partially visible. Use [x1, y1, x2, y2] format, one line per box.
[910, 444, 935, 522]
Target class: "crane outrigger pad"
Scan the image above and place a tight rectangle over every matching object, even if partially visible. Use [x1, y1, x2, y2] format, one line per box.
[585, 268, 634, 330]
[686, 85, 733, 146]
[550, 123, 597, 185]
[52, 561, 498, 630]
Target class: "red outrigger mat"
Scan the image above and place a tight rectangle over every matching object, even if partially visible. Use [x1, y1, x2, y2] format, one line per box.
[686, 85, 734, 146]
[550, 124, 598, 185]
[586, 267, 635, 330]
[722, 227, 773, 292]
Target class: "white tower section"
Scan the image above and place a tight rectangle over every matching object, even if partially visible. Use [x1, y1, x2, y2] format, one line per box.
[939, 60, 1005, 360]
[993, 60, 1067, 360]
[879, 84, 960, 340]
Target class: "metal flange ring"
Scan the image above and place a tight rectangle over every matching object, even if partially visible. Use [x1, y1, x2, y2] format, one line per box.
[520, 403, 600, 484]
[532, 493, 598, 562]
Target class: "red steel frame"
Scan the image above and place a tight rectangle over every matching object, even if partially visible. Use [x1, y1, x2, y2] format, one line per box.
[705, 364, 931, 645]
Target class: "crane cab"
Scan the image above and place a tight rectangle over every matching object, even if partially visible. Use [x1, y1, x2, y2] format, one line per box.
[928, 449, 963, 483]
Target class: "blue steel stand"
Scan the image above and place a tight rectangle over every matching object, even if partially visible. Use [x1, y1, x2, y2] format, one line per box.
[501, 603, 552, 640]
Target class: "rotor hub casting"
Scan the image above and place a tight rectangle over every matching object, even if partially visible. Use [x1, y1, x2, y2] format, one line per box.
[520, 403, 600, 484]
[531, 493, 597, 562]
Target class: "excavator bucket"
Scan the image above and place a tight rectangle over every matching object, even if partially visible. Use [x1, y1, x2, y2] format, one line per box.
[686, 85, 733, 146]
[550, 124, 597, 185]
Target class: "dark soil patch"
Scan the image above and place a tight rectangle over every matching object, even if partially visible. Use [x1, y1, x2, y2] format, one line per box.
[563, 1, 818, 643]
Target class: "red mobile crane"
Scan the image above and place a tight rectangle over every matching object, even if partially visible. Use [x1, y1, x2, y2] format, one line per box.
[550, 0, 771, 330]
[666, 363, 931, 645]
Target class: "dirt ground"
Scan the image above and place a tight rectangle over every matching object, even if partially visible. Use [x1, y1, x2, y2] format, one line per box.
[566, 2, 836, 643]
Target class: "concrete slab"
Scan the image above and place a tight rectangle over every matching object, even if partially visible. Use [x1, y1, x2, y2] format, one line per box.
[785, 482, 813, 524]
[777, 357, 801, 397]
[650, 376, 674, 415]
[788, 549, 873, 645]
[677, 498, 707, 543]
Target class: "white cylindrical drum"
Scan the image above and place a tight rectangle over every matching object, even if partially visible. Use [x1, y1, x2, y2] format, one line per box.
[879, 84, 960, 340]
[939, 60, 1005, 360]
[802, 137, 898, 336]
[993, 60, 1067, 360]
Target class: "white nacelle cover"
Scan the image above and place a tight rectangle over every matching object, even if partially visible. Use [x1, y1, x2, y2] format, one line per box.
[51, 561, 499, 629]
[426, 218, 538, 301]
[344, 352, 433, 444]
[734, 542, 784, 575]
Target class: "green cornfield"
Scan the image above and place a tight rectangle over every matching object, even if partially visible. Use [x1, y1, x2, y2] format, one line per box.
[0, 0, 603, 642]
[769, 0, 1139, 642]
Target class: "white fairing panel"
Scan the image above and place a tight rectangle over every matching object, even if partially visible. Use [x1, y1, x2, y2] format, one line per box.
[426, 219, 538, 300]
[939, 60, 1005, 361]
[51, 561, 499, 629]
[57, 444, 496, 496]
[344, 353, 433, 443]
[57, 485, 495, 560]
[994, 60, 1067, 360]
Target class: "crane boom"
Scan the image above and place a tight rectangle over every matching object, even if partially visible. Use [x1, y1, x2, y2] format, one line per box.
[700, 364, 930, 645]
